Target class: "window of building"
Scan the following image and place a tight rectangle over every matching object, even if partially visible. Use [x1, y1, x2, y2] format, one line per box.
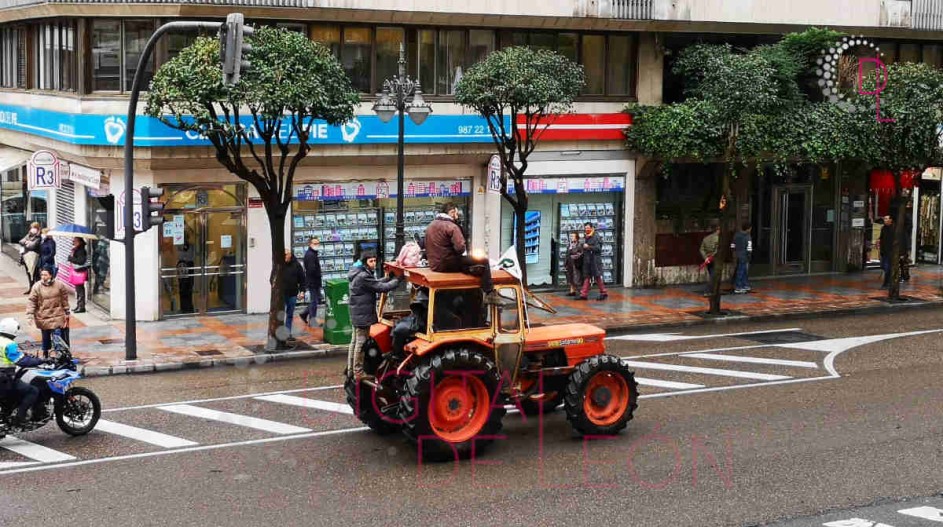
[35, 20, 77, 91]
[607, 34, 636, 96]
[341, 27, 372, 93]
[898, 43, 922, 64]
[0, 27, 25, 89]
[437, 29, 466, 95]
[581, 35, 606, 95]
[375, 27, 404, 90]
[91, 19, 155, 93]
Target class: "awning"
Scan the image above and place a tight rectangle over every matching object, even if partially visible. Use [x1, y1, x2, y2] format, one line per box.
[0, 146, 29, 173]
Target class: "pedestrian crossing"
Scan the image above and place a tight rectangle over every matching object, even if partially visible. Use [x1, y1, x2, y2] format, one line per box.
[0, 327, 935, 475]
[818, 505, 943, 526]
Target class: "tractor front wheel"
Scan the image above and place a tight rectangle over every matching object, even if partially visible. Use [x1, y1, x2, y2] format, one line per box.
[564, 355, 638, 436]
[399, 348, 505, 462]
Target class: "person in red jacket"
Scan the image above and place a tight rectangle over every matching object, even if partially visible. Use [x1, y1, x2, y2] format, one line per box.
[424, 202, 500, 304]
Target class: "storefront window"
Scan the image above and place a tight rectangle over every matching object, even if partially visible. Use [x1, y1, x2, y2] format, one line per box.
[501, 177, 625, 287]
[86, 189, 112, 311]
[654, 165, 723, 268]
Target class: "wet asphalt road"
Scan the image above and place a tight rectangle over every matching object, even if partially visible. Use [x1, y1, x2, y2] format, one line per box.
[1, 308, 942, 527]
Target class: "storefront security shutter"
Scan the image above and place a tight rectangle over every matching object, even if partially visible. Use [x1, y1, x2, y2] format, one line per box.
[54, 180, 76, 278]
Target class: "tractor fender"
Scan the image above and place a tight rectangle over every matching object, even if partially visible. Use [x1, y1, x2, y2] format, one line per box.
[405, 337, 494, 358]
[369, 323, 393, 354]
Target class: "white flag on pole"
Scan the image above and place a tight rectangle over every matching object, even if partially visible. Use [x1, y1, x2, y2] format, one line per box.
[491, 246, 523, 281]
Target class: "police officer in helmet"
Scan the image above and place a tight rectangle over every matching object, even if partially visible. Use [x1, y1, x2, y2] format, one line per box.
[0, 318, 46, 427]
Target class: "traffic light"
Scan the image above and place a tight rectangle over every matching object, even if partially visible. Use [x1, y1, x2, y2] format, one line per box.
[140, 186, 165, 233]
[219, 13, 254, 86]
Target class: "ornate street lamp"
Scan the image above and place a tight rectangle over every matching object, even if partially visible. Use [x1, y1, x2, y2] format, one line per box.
[372, 42, 432, 259]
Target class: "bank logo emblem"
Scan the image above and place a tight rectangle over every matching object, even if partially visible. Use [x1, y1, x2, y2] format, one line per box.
[341, 118, 362, 143]
[103, 116, 127, 145]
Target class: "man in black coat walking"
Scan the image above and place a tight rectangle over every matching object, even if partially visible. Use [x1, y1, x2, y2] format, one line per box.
[299, 237, 322, 327]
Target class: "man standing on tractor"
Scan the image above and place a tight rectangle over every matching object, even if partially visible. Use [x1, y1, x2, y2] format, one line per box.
[347, 251, 400, 381]
[425, 202, 501, 304]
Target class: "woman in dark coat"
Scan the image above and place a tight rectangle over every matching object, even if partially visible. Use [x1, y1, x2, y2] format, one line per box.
[18, 222, 42, 294]
[39, 228, 57, 278]
[68, 238, 89, 313]
[564, 231, 583, 296]
[578, 222, 608, 301]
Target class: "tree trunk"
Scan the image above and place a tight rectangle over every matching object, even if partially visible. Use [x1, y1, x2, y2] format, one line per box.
[887, 180, 911, 301]
[267, 208, 290, 351]
[513, 205, 529, 285]
[709, 170, 736, 315]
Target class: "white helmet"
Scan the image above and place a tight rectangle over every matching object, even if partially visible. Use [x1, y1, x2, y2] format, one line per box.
[0, 318, 19, 339]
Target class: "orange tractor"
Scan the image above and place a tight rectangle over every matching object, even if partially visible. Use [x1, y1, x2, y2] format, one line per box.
[344, 263, 639, 461]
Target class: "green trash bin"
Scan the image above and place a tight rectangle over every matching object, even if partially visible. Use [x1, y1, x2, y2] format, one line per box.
[323, 278, 352, 345]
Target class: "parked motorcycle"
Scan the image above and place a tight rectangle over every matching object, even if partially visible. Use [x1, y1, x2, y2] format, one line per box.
[0, 334, 101, 439]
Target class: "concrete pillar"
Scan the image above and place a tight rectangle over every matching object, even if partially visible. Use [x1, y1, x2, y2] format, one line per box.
[633, 158, 658, 286]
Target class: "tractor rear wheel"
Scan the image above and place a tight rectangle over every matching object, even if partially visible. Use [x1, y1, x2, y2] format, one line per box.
[345, 377, 400, 435]
[563, 355, 638, 436]
[399, 348, 505, 462]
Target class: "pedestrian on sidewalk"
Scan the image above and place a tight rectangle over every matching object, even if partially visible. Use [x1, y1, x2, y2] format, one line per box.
[26, 266, 70, 358]
[733, 222, 753, 294]
[564, 231, 583, 296]
[879, 215, 895, 288]
[299, 237, 322, 327]
[18, 222, 42, 294]
[280, 249, 306, 340]
[347, 251, 399, 381]
[700, 220, 721, 296]
[578, 222, 608, 301]
[39, 229, 56, 278]
[68, 238, 89, 313]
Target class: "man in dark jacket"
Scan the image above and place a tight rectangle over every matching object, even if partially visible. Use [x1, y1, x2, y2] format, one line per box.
[299, 237, 322, 327]
[578, 222, 608, 301]
[281, 249, 307, 339]
[879, 215, 895, 288]
[39, 229, 56, 278]
[733, 222, 753, 294]
[347, 251, 399, 380]
[424, 202, 499, 304]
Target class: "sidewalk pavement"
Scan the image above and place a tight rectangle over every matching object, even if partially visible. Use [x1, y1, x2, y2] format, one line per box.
[1, 252, 940, 377]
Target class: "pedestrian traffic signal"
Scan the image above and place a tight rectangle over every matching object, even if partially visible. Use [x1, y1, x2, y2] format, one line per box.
[140, 186, 165, 233]
[219, 13, 254, 86]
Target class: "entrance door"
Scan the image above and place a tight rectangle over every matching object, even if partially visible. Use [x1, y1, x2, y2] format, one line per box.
[159, 211, 246, 317]
[772, 186, 811, 273]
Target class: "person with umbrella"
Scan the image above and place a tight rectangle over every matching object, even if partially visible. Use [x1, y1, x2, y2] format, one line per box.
[47, 224, 97, 313]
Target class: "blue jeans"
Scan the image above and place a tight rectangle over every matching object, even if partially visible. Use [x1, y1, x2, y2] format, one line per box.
[734, 260, 750, 290]
[284, 295, 298, 333]
[302, 290, 320, 322]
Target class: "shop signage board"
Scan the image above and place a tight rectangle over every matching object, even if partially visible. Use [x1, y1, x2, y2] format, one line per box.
[0, 103, 631, 148]
[27, 150, 60, 190]
[507, 176, 625, 195]
[68, 164, 103, 189]
[293, 180, 472, 202]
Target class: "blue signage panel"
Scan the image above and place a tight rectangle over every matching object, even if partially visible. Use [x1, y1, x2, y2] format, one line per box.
[0, 103, 507, 147]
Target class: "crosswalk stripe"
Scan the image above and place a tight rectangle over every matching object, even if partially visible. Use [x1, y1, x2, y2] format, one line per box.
[823, 519, 893, 527]
[254, 394, 353, 415]
[0, 437, 76, 463]
[157, 405, 311, 435]
[0, 461, 39, 470]
[898, 506, 943, 522]
[621, 360, 792, 381]
[684, 352, 819, 369]
[95, 419, 199, 448]
[635, 377, 705, 390]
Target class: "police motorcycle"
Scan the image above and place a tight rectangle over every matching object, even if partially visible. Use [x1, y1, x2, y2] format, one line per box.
[0, 324, 101, 440]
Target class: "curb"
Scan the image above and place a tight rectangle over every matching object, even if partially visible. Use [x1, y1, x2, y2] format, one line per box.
[76, 298, 943, 378]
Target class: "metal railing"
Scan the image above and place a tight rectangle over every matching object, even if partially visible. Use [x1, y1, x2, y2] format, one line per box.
[609, 0, 654, 20]
[913, 0, 943, 29]
[0, 0, 311, 8]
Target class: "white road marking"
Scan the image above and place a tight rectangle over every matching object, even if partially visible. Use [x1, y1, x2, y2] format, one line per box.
[621, 360, 792, 381]
[157, 405, 311, 435]
[823, 519, 894, 527]
[779, 330, 943, 354]
[105, 384, 345, 414]
[638, 375, 836, 400]
[684, 352, 819, 369]
[0, 437, 76, 463]
[0, 426, 368, 476]
[898, 506, 943, 522]
[254, 394, 353, 415]
[607, 328, 803, 342]
[0, 461, 39, 470]
[635, 377, 705, 390]
[95, 419, 199, 449]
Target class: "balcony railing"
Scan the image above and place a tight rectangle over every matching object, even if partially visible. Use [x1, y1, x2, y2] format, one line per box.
[606, 0, 654, 20]
[913, 0, 943, 29]
[0, 0, 310, 8]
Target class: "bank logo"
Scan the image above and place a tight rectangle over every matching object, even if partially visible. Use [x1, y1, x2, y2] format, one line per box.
[816, 36, 895, 122]
[104, 116, 127, 145]
[341, 118, 362, 143]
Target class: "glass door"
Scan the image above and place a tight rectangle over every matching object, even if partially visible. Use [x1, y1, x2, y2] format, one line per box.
[159, 212, 203, 316]
[772, 186, 811, 273]
[205, 211, 245, 313]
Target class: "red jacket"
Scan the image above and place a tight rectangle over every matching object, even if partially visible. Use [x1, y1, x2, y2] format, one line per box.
[424, 214, 465, 272]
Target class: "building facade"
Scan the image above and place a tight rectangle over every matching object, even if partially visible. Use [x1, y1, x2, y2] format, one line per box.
[0, 0, 939, 320]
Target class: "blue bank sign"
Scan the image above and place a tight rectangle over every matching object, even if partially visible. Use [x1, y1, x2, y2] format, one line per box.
[0, 103, 505, 147]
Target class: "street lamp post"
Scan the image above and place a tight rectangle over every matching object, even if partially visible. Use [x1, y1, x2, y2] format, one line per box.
[372, 43, 431, 259]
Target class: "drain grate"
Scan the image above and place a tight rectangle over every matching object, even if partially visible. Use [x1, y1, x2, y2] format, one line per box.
[194, 349, 223, 356]
[744, 331, 825, 344]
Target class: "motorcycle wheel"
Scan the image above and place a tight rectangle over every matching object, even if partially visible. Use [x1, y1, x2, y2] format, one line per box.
[55, 387, 101, 436]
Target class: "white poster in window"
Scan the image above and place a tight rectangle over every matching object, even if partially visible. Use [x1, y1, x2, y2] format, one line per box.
[162, 223, 174, 238]
[173, 226, 185, 245]
[221, 235, 232, 249]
